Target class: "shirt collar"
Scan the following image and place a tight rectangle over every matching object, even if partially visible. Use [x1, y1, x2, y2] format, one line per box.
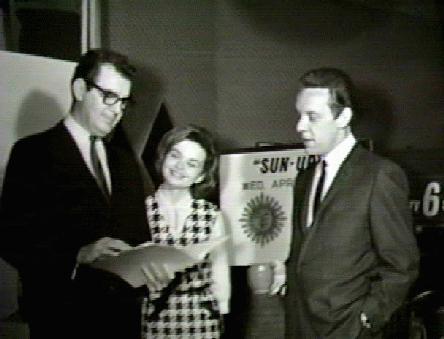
[323, 133, 356, 169]
[64, 115, 92, 145]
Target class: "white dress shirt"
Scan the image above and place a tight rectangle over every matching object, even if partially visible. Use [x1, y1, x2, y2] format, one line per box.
[64, 116, 112, 194]
[271, 134, 358, 291]
[306, 134, 357, 227]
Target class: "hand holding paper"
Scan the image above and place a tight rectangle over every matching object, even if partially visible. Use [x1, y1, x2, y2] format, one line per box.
[141, 263, 175, 291]
[77, 237, 133, 264]
[90, 236, 228, 288]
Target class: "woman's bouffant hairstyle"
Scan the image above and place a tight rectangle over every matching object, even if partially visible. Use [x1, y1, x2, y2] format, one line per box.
[155, 125, 218, 199]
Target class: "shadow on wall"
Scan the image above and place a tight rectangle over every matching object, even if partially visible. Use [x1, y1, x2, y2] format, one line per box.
[119, 64, 167, 196]
[227, 0, 394, 46]
[216, 131, 241, 152]
[16, 90, 65, 140]
[353, 83, 395, 153]
[141, 103, 174, 188]
[122, 64, 165, 157]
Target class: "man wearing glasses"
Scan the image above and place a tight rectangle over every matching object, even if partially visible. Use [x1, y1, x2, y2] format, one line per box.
[0, 49, 171, 339]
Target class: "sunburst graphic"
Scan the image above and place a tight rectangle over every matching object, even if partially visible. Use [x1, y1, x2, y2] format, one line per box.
[239, 193, 287, 247]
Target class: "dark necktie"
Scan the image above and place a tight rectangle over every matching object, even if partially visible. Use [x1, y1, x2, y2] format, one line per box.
[90, 136, 109, 199]
[313, 160, 326, 217]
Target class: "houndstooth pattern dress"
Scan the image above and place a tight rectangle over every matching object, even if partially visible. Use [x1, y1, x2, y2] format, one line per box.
[141, 196, 222, 339]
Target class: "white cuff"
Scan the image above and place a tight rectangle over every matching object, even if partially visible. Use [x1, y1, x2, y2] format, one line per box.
[71, 262, 79, 280]
[218, 300, 230, 314]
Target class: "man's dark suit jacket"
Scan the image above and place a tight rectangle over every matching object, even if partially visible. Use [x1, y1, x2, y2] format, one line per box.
[285, 144, 419, 339]
[0, 121, 151, 338]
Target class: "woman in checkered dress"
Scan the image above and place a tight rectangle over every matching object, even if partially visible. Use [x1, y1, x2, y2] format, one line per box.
[142, 125, 230, 338]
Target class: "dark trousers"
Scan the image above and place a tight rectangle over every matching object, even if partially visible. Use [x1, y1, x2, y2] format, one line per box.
[26, 298, 77, 339]
[74, 294, 142, 339]
[23, 266, 146, 339]
[72, 265, 146, 339]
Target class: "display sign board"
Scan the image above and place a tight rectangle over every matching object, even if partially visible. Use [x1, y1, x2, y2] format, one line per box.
[220, 146, 317, 265]
[389, 149, 444, 230]
[409, 175, 444, 229]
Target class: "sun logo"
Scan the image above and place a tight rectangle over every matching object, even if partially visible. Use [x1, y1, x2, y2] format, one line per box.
[239, 193, 287, 246]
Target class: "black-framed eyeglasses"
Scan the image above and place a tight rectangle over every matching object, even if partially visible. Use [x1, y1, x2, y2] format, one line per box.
[84, 79, 133, 110]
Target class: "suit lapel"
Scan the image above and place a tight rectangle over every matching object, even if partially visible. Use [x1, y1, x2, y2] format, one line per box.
[51, 122, 109, 204]
[296, 145, 364, 267]
[288, 163, 313, 264]
[315, 145, 363, 220]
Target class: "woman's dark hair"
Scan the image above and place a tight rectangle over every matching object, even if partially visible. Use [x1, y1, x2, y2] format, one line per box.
[156, 125, 218, 199]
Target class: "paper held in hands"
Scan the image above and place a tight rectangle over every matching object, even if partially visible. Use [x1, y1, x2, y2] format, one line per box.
[90, 236, 228, 288]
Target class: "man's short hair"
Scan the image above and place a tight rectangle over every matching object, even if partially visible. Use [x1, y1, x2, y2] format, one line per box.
[70, 49, 136, 108]
[298, 67, 355, 118]
[71, 49, 136, 85]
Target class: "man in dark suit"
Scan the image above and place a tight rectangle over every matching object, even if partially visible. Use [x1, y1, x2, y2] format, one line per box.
[0, 49, 169, 339]
[285, 68, 419, 338]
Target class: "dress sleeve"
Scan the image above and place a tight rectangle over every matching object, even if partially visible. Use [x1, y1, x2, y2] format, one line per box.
[209, 211, 231, 314]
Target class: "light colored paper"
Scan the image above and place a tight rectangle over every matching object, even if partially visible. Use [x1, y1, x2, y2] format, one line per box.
[91, 236, 228, 288]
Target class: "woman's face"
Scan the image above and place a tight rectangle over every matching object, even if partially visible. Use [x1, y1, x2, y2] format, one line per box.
[162, 139, 207, 189]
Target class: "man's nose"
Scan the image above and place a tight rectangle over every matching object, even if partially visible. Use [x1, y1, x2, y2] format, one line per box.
[296, 116, 307, 132]
[109, 101, 124, 115]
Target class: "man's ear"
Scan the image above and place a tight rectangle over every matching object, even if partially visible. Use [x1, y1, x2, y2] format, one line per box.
[72, 78, 87, 102]
[335, 107, 352, 128]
